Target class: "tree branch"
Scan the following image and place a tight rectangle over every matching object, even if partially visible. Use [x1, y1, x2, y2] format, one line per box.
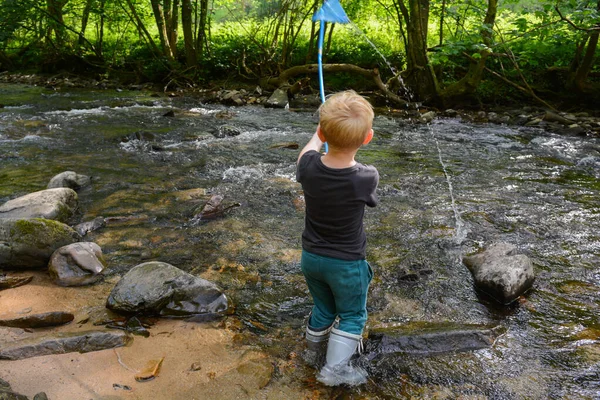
[463, 52, 557, 111]
[555, 6, 600, 32]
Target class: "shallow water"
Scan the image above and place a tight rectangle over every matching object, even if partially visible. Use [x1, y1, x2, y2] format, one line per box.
[1, 83, 599, 398]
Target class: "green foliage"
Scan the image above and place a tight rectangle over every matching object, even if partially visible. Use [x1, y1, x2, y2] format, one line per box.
[326, 33, 404, 72]
[0, 0, 597, 104]
[0, 0, 40, 45]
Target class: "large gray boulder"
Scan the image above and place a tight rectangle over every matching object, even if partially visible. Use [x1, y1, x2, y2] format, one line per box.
[47, 171, 91, 191]
[0, 188, 78, 223]
[106, 261, 228, 317]
[0, 218, 80, 269]
[48, 242, 106, 286]
[463, 242, 535, 304]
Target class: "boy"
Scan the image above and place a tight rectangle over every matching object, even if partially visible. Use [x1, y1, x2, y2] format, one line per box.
[296, 90, 379, 386]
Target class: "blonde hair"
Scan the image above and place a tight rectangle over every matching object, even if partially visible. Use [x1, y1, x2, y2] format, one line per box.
[318, 90, 374, 150]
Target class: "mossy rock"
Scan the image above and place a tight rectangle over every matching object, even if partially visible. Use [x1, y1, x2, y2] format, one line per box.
[0, 218, 80, 269]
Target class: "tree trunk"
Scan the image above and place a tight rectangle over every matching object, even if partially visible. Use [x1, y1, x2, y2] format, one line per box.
[403, 0, 440, 103]
[196, 0, 209, 63]
[306, 2, 319, 64]
[46, 0, 68, 46]
[568, 0, 599, 92]
[151, 0, 174, 60]
[165, 0, 179, 58]
[324, 23, 335, 64]
[440, 0, 497, 104]
[181, 0, 196, 66]
[78, 0, 93, 50]
[97, 0, 105, 57]
[573, 32, 599, 90]
[438, 0, 446, 46]
[124, 0, 162, 58]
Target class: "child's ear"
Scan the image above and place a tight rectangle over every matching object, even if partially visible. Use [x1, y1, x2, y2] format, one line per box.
[363, 129, 374, 145]
[317, 125, 327, 143]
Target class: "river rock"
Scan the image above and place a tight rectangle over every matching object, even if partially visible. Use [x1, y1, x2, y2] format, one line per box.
[443, 109, 458, 117]
[0, 188, 78, 223]
[0, 390, 29, 400]
[0, 274, 33, 290]
[0, 330, 131, 360]
[487, 112, 499, 123]
[420, 111, 436, 123]
[121, 131, 156, 142]
[48, 242, 105, 286]
[462, 242, 535, 304]
[289, 94, 321, 109]
[543, 111, 576, 125]
[0, 311, 74, 328]
[74, 216, 106, 236]
[365, 322, 506, 358]
[220, 90, 245, 106]
[47, 171, 91, 191]
[213, 125, 242, 138]
[265, 88, 289, 108]
[0, 379, 28, 400]
[0, 218, 80, 269]
[192, 195, 226, 221]
[106, 261, 228, 317]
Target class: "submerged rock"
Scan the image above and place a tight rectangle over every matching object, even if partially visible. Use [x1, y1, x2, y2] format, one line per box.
[106, 261, 228, 317]
[463, 242, 535, 304]
[269, 142, 299, 150]
[213, 125, 242, 138]
[121, 131, 156, 142]
[74, 216, 106, 236]
[365, 322, 506, 358]
[47, 171, 91, 191]
[191, 195, 240, 222]
[0, 188, 78, 223]
[0, 311, 74, 329]
[48, 242, 106, 286]
[0, 218, 80, 269]
[0, 330, 131, 360]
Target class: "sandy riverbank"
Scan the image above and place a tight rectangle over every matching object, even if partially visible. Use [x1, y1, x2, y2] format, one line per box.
[0, 272, 316, 400]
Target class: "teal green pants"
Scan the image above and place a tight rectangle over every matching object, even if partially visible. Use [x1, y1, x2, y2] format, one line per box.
[301, 250, 373, 335]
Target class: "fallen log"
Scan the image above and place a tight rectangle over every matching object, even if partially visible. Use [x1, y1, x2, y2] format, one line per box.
[259, 63, 410, 106]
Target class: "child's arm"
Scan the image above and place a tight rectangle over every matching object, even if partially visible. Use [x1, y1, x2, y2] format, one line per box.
[297, 127, 324, 164]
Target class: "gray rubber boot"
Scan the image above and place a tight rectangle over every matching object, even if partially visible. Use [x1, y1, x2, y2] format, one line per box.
[316, 327, 368, 386]
[303, 320, 332, 368]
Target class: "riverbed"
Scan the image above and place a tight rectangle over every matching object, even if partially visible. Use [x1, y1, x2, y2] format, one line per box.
[0, 83, 599, 399]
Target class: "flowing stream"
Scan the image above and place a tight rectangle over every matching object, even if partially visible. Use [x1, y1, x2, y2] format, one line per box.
[1, 83, 599, 398]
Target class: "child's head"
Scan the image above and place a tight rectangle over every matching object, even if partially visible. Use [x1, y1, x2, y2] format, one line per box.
[318, 90, 374, 150]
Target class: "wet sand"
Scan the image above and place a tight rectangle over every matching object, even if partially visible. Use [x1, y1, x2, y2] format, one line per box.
[0, 272, 313, 399]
